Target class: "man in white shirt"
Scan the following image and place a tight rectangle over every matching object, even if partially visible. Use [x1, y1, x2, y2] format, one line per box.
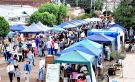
[7, 62, 14, 82]
[38, 58, 45, 81]
[46, 40, 52, 55]
[54, 42, 59, 56]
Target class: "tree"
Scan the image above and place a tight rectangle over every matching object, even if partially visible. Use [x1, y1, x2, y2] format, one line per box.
[113, 1, 135, 29]
[0, 16, 9, 37]
[30, 11, 56, 27]
[30, 3, 67, 26]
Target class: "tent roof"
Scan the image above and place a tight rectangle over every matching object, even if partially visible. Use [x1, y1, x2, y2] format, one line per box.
[21, 23, 43, 33]
[36, 21, 52, 32]
[84, 18, 101, 22]
[58, 45, 98, 58]
[58, 22, 76, 28]
[88, 29, 119, 37]
[54, 50, 95, 64]
[109, 23, 127, 31]
[86, 34, 115, 44]
[10, 24, 27, 31]
[70, 39, 103, 49]
[68, 39, 103, 56]
[52, 25, 64, 32]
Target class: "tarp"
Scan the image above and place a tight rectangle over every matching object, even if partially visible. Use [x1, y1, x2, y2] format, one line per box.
[86, 34, 115, 44]
[109, 23, 127, 31]
[88, 29, 119, 49]
[36, 21, 52, 32]
[55, 50, 95, 64]
[68, 39, 103, 56]
[21, 23, 43, 33]
[58, 22, 76, 28]
[52, 25, 64, 32]
[54, 50, 95, 82]
[58, 45, 98, 58]
[70, 39, 103, 49]
[10, 24, 27, 31]
[70, 20, 83, 26]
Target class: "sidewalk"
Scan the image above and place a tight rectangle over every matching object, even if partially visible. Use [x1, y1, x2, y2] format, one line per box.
[110, 53, 135, 82]
[0, 57, 6, 65]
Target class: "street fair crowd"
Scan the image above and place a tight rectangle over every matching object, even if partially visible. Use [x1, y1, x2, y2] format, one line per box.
[0, 18, 133, 82]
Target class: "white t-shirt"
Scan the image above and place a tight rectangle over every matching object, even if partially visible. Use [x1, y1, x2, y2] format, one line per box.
[7, 64, 14, 73]
[46, 41, 51, 48]
[39, 59, 45, 69]
[32, 42, 36, 48]
[54, 43, 59, 49]
[81, 32, 85, 38]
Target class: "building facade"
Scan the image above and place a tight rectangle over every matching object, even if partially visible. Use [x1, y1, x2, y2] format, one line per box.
[0, 0, 51, 6]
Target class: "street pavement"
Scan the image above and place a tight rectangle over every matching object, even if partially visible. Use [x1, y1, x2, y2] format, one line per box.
[110, 53, 135, 82]
[0, 57, 41, 82]
[0, 53, 135, 82]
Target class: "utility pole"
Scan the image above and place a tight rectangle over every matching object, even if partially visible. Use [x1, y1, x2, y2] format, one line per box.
[20, 0, 22, 7]
[90, 0, 93, 13]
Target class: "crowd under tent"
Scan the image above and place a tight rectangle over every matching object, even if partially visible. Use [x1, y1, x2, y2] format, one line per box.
[54, 50, 97, 82]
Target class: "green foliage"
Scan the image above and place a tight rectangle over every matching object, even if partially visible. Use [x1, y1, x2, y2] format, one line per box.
[0, 16, 9, 37]
[113, 1, 135, 29]
[95, 0, 104, 10]
[30, 3, 67, 26]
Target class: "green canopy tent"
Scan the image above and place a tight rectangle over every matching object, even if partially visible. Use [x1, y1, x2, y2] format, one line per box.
[54, 50, 96, 82]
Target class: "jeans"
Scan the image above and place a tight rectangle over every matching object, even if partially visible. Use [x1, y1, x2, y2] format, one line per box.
[47, 48, 51, 55]
[8, 72, 14, 82]
[38, 68, 44, 80]
[54, 49, 58, 56]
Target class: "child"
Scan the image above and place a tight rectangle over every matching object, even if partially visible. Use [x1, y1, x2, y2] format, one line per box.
[14, 65, 21, 82]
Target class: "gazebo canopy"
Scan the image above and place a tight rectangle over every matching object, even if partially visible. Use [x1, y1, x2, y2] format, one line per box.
[36, 21, 52, 32]
[58, 45, 98, 58]
[10, 24, 27, 31]
[58, 22, 76, 28]
[86, 34, 115, 44]
[54, 50, 95, 82]
[52, 25, 64, 32]
[109, 23, 127, 31]
[21, 23, 43, 33]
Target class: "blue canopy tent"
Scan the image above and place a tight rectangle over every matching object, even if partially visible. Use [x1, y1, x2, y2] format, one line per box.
[52, 25, 65, 32]
[10, 25, 27, 31]
[21, 23, 43, 33]
[109, 23, 127, 31]
[54, 50, 96, 82]
[70, 39, 103, 49]
[75, 20, 89, 24]
[58, 22, 76, 28]
[86, 34, 115, 44]
[58, 45, 98, 58]
[70, 20, 83, 26]
[88, 29, 119, 50]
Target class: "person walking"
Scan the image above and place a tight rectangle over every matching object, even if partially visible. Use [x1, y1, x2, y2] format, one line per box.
[7, 62, 15, 82]
[14, 62, 21, 82]
[24, 61, 31, 82]
[46, 39, 52, 55]
[38, 58, 45, 81]
[54, 41, 59, 56]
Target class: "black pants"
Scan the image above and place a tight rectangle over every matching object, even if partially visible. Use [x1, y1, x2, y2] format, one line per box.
[17, 77, 20, 82]
[8, 72, 14, 82]
[19, 55, 22, 62]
